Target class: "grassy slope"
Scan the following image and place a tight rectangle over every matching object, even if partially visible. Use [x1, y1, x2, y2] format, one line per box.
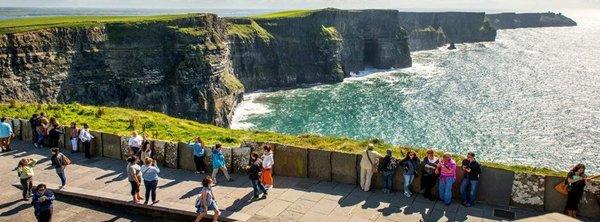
[227, 20, 274, 41]
[250, 10, 314, 20]
[0, 102, 564, 176]
[0, 14, 195, 34]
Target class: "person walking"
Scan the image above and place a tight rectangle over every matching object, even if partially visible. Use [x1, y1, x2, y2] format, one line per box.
[399, 151, 420, 197]
[34, 114, 48, 148]
[437, 153, 457, 205]
[0, 117, 13, 152]
[16, 158, 37, 200]
[248, 152, 268, 200]
[564, 164, 589, 218]
[194, 177, 220, 222]
[126, 156, 144, 203]
[421, 149, 439, 201]
[211, 144, 232, 184]
[128, 131, 143, 157]
[459, 152, 481, 207]
[78, 123, 94, 158]
[29, 114, 39, 145]
[48, 117, 63, 148]
[32, 184, 55, 222]
[379, 149, 397, 193]
[261, 145, 274, 189]
[359, 144, 382, 192]
[68, 122, 80, 153]
[189, 137, 207, 174]
[50, 148, 70, 188]
[141, 157, 160, 205]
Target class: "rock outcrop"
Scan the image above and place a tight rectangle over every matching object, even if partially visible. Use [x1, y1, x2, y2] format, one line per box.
[486, 12, 577, 29]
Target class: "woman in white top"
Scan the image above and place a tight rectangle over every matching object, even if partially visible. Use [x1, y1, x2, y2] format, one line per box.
[128, 131, 143, 157]
[261, 145, 274, 189]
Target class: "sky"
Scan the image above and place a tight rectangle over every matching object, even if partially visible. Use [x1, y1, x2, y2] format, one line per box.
[1, 0, 599, 12]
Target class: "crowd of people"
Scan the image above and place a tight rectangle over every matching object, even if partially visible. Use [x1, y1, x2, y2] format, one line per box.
[2, 114, 597, 221]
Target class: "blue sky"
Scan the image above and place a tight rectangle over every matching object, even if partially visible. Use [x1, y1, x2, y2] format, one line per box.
[1, 0, 599, 11]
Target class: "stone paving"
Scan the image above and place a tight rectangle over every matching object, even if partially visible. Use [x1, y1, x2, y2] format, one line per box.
[0, 141, 589, 222]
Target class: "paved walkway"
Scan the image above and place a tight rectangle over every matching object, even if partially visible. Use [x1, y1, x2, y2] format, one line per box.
[0, 141, 587, 222]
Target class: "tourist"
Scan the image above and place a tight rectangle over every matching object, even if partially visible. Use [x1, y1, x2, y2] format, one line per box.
[0, 117, 13, 152]
[126, 156, 143, 203]
[248, 152, 268, 200]
[50, 148, 70, 188]
[194, 176, 220, 222]
[189, 137, 207, 174]
[34, 113, 49, 148]
[31, 184, 55, 222]
[459, 152, 481, 207]
[68, 122, 79, 153]
[140, 134, 153, 162]
[564, 164, 589, 218]
[211, 144, 232, 184]
[78, 123, 94, 158]
[29, 114, 39, 144]
[379, 149, 397, 193]
[437, 153, 457, 205]
[399, 150, 420, 197]
[421, 149, 439, 201]
[47, 117, 62, 148]
[16, 158, 37, 200]
[128, 131, 143, 157]
[141, 157, 160, 205]
[359, 144, 382, 192]
[261, 145, 274, 189]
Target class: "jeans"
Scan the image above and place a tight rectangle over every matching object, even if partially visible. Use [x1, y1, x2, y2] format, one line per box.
[193, 155, 206, 172]
[438, 177, 456, 205]
[36, 132, 45, 146]
[381, 171, 394, 191]
[144, 180, 158, 202]
[20, 177, 33, 199]
[459, 179, 478, 205]
[251, 179, 267, 198]
[56, 168, 66, 186]
[404, 174, 415, 194]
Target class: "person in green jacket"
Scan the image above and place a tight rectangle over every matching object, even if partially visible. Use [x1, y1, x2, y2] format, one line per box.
[16, 158, 37, 200]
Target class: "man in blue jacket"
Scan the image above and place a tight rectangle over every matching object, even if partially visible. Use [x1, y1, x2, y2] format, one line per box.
[32, 184, 55, 222]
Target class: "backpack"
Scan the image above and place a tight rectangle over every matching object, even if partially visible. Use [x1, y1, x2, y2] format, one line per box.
[386, 157, 398, 171]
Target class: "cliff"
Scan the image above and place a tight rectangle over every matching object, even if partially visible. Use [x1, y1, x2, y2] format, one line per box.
[486, 12, 577, 29]
[0, 14, 243, 127]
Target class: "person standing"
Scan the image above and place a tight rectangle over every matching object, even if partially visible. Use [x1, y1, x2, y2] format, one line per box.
[564, 164, 589, 218]
[128, 131, 143, 157]
[194, 176, 220, 222]
[126, 156, 144, 203]
[379, 149, 397, 194]
[141, 157, 160, 205]
[0, 117, 13, 152]
[248, 152, 268, 200]
[29, 114, 39, 145]
[459, 152, 481, 207]
[261, 145, 274, 189]
[359, 144, 382, 192]
[32, 184, 55, 222]
[78, 123, 94, 158]
[437, 153, 457, 205]
[399, 151, 420, 197]
[69, 122, 80, 153]
[140, 137, 153, 163]
[47, 117, 62, 148]
[189, 137, 206, 174]
[211, 144, 232, 184]
[34, 114, 48, 148]
[16, 158, 37, 200]
[50, 148, 70, 188]
[421, 149, 439, 201]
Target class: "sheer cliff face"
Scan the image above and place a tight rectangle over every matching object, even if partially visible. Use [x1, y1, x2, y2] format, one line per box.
[398, 12, 497, 51]
[0, 14, 243, 126]
[228, 9, 412, 91]
[486, 12, 577, 29]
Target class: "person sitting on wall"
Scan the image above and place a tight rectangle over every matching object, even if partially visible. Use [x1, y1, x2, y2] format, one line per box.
[0, 117, 13, 152]
[459, 152, 481, 207]
[359, 144, 383, 192]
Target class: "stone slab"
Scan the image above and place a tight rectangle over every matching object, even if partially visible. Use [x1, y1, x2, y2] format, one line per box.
[232, 147, 251, 174]
[308, 149, 332, 181]
[11, 119, 21, 140]
[152, 140, 167, 166]
[222, 147, 233, 171]
[20, 119, 33, 142]
[90, 131, 103, 156]
[543, 175, 568, 213]
[120, 136, 130, 160]
[273, 144, 308, 178]
[102, 133, 122, 160]
[177, 142, 195, 171]
[578, 178, 600, 218]
[164, 141, 178, 169]
[331, 152, 358, 185]
[476, 166, 514, 206]
[511, 173, 545, 211]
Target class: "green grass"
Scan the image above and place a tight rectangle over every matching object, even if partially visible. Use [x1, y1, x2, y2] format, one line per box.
[227, 20, 273, 41]
[0, 102, 565, 176]
[0, 14, 196, 34]
[250, 10, 314, 20]
[320, 26, 342, 41]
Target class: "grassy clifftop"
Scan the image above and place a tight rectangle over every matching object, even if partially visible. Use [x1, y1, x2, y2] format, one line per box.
[1, 102, 563, 176]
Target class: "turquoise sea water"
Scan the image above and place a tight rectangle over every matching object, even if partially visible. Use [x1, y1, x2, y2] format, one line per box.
[232, 10, 600, 173]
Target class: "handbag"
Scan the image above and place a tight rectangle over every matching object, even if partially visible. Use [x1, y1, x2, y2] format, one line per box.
[554, 181, 568, 195]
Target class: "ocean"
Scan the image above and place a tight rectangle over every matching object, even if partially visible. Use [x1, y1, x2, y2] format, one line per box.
[232, 10, 600, 173]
